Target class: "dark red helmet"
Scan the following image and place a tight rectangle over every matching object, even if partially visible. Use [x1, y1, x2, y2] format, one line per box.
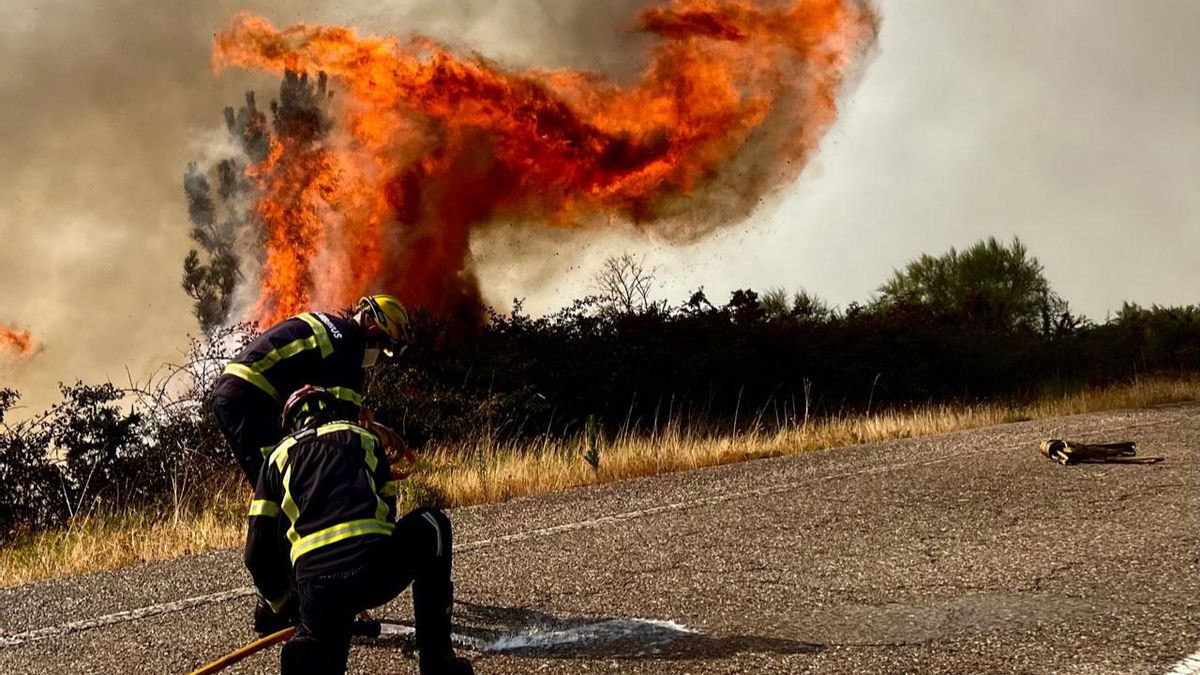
[280, 385, 337, 433]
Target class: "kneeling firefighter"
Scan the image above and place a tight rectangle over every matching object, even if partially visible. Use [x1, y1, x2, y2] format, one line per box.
[244, 385, 473, 675]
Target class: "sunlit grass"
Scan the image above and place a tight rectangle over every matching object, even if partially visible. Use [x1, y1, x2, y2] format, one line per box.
[417, 375, 1198, 507]
[1, 376, 1194, 588]
[0, 482, 246, 588]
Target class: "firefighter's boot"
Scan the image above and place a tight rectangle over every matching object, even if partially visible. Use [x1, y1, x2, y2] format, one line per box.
[414, 581, 473, 675]
[280, 630, 345, 675]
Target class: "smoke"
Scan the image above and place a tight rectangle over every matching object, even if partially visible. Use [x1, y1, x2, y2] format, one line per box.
[208, 0, 879, 326]
[0, 0, 725, 411]
[0, 0, 237, 411]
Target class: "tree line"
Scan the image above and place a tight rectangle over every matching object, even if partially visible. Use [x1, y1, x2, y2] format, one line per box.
[367, 239, 1196, 446]
[2, 237, 1196, 543]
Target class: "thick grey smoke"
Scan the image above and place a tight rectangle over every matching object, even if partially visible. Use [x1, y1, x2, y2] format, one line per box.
[0, 0, 657, 412]
[2, 0, 1195, 414]
[479, 0, 1200, 319]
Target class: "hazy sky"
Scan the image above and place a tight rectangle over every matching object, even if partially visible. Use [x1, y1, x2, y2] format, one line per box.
[1, 0, 1197, 412]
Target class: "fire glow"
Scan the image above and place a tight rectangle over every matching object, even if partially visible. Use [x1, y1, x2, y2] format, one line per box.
[213, 0, 879, 327]
[0, 324, 37, 360]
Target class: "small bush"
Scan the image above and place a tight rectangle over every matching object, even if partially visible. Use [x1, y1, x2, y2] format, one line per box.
[0, 389, 65, 544]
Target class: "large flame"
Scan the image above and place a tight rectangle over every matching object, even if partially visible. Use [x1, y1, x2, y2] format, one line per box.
[214, 0, 879, 326]
[0, 324, 38, 360]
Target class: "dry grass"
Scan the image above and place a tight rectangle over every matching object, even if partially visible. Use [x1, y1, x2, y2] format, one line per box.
[418, 375, 1198, 507]
[0, 484, 248, 588]
[2, 376, 1194, 588]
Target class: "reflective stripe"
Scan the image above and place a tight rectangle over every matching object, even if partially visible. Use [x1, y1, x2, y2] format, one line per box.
[289, 518, 395, 563]
[281, 465, 301, 548]
[379, 481, 400, 498]
[421, 511, 444, 557]
[250, 335, 320, 374]
[248, 500, 280, 517]
[364, 471, 391, 523]
[327, 387, 364, 408]
[316, 422, 378, 445]
[269, 435, 301, 472]
[259, 444, 275, 459]
[223, 363, 280, 402]
[295, 313, 334, 358]
[224, 313, 339, 402]
[361, 438, 391, 522]
[360, 433, 379, 472]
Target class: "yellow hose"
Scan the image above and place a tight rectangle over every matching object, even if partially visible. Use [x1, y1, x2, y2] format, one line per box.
[187, 626, 295, 675]
[188, 612, 378, 674]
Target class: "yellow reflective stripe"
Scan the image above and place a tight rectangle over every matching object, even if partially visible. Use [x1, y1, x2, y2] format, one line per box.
[317, 422, 378, 445]
[360, 439, 391, 522]
[379, 481, 400, 498]
[249, 499, 280, 517]
[250, 335, 320, 374]
[281, 465, 301, 548]
[361, 433, 379, 472]
[289, 518, 395, 563]
[223, 363, 281, 402]
[327, 387, 364, 408]
[259, 444, 275, 459]
[317, 422, 365, 435]
[374, 488, 390, 522]
[296, 313, 334, 358]
[363, 470, 391, 523]
[269, 435, 300, 472]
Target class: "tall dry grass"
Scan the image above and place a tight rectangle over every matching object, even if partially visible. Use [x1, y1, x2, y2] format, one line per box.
[1, 376, 1194, 588]
[418, 376, 1198, 507]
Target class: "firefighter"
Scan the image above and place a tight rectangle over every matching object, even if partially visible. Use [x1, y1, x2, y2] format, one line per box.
[212, 294, 413, 485]
[246, 385, 473, 675]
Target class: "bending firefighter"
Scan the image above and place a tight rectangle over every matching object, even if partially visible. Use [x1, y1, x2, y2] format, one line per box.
[212, 294, 413, 484]
[245, 385, 473, 675]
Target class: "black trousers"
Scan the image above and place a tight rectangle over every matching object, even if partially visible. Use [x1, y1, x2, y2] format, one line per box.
[211, 390, 281, 484]
[281, 508, 456, 675]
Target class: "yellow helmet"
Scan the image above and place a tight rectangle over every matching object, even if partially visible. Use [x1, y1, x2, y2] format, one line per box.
[356, 294, 413, 356]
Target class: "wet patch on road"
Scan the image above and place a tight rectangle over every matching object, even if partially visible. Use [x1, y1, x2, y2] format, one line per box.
[366, 601, 823, 661]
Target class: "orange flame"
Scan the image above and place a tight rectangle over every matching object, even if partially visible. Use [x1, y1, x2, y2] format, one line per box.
[213, 0, 879, 326]
[0, 324, 38, 360]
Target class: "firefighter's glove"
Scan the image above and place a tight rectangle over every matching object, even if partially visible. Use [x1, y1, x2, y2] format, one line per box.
[253, 590, 298, 635]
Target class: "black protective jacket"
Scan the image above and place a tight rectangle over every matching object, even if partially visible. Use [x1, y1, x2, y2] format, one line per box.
[244, 421, 400, 608]
[214, 312, 366, 419]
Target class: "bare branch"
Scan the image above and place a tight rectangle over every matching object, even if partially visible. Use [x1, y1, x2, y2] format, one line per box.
[592, 254, 658, 315]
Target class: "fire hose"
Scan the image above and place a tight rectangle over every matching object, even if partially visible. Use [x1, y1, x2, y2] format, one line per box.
[188, 618, 383, 675]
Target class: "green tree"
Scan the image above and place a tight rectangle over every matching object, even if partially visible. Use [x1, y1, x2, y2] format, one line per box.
[760, 287, 790, 322]
[791, 289, 834, 323]
[182, 163, 240, 331]
[182, 71, 334, 331]
[877, 236, 1071, 334]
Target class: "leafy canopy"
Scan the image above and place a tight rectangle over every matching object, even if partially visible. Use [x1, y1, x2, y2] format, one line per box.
[877, 236, 1069, 334]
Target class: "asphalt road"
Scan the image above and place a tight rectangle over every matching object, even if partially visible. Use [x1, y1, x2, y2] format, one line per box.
[1, 403, 1196, 674]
